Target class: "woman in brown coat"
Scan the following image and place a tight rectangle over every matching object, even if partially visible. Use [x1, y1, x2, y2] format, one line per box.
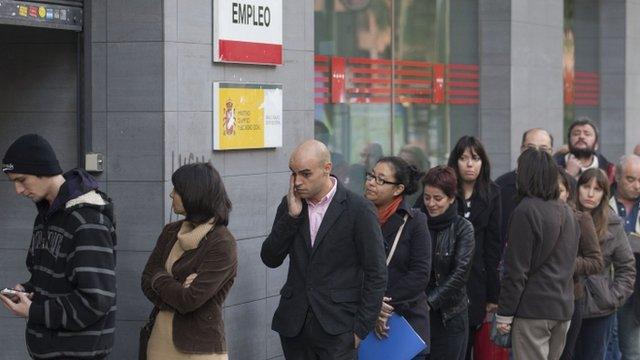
[557, 168, 604, 360]
[141, 163, 238, 360]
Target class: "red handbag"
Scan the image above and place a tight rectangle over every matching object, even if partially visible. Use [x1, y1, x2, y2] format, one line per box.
[473, 317, 510, 360]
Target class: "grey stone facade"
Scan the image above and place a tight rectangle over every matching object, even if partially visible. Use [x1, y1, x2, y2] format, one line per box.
[0, 1, 639, 359]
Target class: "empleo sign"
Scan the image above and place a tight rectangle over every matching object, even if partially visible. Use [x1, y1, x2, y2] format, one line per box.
[213, 0, 283, 65]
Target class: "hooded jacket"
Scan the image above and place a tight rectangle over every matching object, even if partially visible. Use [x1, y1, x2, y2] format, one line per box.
[23, 169, 117, 360]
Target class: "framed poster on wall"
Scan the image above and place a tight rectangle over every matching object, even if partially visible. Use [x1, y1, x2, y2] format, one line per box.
[213, 82, 283, 150]
[213, 0, 283, 65]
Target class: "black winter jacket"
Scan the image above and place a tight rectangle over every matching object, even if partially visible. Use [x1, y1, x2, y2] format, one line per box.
[382, 200, 431, 343]
[457, 183, 502, 326]
[421, 205, 475, 322]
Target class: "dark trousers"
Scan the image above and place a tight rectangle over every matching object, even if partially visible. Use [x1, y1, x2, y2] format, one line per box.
[561, 298, 584, 360]
[575, 313, 616, 360]
[280, 309, 356, 360]
[465, 324, 481, 360]
[427, 310, 468, 360]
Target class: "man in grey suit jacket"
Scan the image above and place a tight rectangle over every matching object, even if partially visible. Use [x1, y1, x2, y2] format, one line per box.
[261, 139, 387, 359]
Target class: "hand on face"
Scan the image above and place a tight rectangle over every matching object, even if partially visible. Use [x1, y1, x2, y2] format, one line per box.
[287, 174, 303, 217]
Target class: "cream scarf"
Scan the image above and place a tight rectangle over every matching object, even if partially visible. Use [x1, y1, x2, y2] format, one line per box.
[165, 219, 215, 274]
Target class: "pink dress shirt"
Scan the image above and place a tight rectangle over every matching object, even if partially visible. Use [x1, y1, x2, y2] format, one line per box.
[306, 178, 338, 246]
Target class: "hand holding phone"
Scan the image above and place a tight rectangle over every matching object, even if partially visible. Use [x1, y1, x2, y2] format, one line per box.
[1, 288, 27, 296]
[0, 287, 32, 318]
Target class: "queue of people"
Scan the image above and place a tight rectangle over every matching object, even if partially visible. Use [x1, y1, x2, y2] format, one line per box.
[1, 116, 639, 360]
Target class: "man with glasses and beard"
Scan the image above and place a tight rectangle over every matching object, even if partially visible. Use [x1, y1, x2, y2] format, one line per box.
[554, 117, 616, 184]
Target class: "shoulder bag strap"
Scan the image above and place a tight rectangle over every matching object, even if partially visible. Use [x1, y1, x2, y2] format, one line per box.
[386, 214, 410, 266]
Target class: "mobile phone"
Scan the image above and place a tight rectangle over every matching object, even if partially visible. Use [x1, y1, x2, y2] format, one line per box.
[1, 288, 26, 296]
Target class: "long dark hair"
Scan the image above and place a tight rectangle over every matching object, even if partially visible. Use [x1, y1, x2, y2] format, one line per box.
[377, 156, 423, 195]
[447, 135, 492, 200]
[576, 168, 610, 239]
[516, 148, 560, 202]
[171, 162, 232, 226]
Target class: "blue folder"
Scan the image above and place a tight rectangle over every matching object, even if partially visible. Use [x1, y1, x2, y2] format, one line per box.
[358, 313, 427, 360]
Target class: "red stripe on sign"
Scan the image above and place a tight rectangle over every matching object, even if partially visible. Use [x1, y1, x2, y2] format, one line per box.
[218, 40, 282, 65]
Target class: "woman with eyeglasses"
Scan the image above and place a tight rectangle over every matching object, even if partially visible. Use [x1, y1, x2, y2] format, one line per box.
[417, 165, 475, 360]
[446, 136, 502, 358]
[364, 156, 431, 359]
[574, 168, 635, 360]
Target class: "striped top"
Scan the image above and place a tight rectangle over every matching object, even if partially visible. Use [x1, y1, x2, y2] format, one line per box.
[24, 189, 117, 360]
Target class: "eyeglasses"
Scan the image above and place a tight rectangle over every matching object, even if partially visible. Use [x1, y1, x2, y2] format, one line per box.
[521, 144, 552, 153]
[366, 172, 400, 186]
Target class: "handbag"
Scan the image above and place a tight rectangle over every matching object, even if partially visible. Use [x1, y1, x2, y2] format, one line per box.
[476, 313, 510, 359]
[138, 307, 159, 360]
[490, 313, 512, 348]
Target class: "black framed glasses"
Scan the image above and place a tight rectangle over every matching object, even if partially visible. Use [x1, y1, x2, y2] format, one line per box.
[365, 172, 400, 186]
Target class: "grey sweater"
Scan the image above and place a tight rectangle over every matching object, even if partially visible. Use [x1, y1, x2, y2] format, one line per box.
[498, 197, 579, 322]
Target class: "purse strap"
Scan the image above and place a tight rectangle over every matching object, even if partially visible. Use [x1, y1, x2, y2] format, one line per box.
[386, 214, 409, 266]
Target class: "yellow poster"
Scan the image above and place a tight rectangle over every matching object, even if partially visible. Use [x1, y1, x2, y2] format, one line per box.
[213, 83, 283, 150]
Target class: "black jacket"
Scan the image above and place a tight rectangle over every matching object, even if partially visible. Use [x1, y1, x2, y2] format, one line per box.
[457, 183, 502, 326]
[498, 197, 579, 322]
[495, 170, 517, 248]
[261, 180, 387, 339]
[24, 169, 117, 360]
[382, 200, 431, 343]
[420, 205, 475, 322]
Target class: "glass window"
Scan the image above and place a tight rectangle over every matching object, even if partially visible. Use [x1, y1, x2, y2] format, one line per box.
[314, 0, 479, 196]
[563, 0, 600, 134]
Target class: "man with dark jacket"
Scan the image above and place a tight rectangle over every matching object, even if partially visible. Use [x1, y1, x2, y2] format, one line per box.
[261, 139, 387, 359]
[609, 154, 640, 360]
[496, 128, 553, 245]
[554, 117, 616, 183]
[0, 134, 117, 360]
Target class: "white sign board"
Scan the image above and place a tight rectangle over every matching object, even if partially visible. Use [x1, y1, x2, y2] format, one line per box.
[213, 0, 283, 65]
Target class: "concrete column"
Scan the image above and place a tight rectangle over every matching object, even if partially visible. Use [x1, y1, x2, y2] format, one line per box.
[626, 0, 640, 153]
[599, 0, 626, 160]
[479, 0, 564, 175]
[479, 0, 511, 176]
[510, 0, 564, 167]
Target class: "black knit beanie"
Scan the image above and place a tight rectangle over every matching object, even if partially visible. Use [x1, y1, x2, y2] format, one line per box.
[2, 134, 63, 176]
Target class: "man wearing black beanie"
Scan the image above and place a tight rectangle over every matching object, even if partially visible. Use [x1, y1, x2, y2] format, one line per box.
[0, 134, 117, 360]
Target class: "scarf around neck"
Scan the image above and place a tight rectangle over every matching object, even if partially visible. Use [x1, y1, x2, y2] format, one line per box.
[426, 200, 458, 231]
[377, 196, 403, 226]
[177, 218, 216, 251]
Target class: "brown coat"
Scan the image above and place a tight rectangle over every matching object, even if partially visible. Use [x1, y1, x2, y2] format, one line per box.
[573, 210, 604, 299]
[141, 221, 238, 354]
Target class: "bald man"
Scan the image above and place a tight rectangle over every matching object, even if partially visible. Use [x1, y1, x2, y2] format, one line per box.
[261, 140, 387, 359]
[609, 154, 640, 360]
